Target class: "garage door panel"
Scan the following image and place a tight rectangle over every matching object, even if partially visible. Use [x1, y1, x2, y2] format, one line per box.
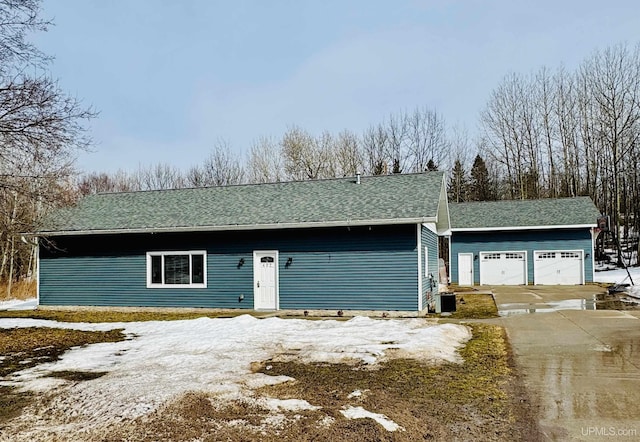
[479, 251, 526, 285]
[534, 250, 583, 285]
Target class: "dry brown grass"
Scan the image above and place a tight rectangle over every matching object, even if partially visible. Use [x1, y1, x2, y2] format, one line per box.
[448, 293, 499, 319]
[0, 279, 36, 301]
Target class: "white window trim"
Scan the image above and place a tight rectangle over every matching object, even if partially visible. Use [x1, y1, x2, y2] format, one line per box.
[146, 251, 207, 288]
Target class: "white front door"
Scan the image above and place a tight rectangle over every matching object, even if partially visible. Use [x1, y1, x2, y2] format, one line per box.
[458, 253, 474, 286]
[254, 251, 278, 310]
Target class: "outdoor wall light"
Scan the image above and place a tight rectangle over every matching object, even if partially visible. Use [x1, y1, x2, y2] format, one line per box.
[286, 257, 293, 267]
[585, 253, 590, 258]
[237, 258, 245, 268]
[474, 255, 478, 261]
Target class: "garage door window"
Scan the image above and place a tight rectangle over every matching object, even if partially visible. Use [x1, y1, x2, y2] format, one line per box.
[505, 253, 524, 259]
[560, 252, 580, 259]
[538, 252, 555, 259]
[484, 253, 501, 260]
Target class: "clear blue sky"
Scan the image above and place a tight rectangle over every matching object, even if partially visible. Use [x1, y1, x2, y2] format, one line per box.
[32, 0, 640, 173]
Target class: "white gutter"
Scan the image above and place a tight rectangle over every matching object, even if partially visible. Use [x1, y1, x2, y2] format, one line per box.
[451, 223, 596, 233]
[33, 216, 439, 237]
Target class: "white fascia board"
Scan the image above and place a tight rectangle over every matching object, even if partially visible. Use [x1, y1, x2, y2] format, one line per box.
[451, 224, 596, 233]
[421, 222, 438, 234]
[35, 216, 439, 237]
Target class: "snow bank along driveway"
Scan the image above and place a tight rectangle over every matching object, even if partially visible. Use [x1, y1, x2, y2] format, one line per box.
[0, 315, 471, 437]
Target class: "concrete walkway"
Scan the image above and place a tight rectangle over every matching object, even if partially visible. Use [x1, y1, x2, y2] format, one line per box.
[489, 286, 640, 441]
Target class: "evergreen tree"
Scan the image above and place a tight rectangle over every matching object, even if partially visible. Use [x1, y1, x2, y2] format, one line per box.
[392, 158, 402, 174]
[448, 159, 468, 203]
[426, 159, 438, 171]
[469, 155, 493, 201]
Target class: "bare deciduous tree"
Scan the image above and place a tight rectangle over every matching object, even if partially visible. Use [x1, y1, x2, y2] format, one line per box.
[186, 140, 245, 187]
[247, 136, 284, 183]
[0, 0, 95, 294]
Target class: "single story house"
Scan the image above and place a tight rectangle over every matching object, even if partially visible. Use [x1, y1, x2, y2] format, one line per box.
[448, 197, 600, 286]
[36, 172, 450, 312]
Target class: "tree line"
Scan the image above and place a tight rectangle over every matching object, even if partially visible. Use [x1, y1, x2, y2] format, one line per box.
[478, 43, 640, 264]
[78, 106, 452, 193]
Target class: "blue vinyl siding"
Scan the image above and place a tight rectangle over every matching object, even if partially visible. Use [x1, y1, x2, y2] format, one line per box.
[40, 225, 419, 311]
[420, 225, 439, 309]
[450, 228, 593, 285]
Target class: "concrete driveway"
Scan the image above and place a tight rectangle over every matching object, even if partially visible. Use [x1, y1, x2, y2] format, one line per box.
[487, 286, 640, 441]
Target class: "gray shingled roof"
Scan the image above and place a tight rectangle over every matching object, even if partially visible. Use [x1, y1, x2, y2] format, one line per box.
[40, 172, 446, 235]
[449, 197, 600, 230]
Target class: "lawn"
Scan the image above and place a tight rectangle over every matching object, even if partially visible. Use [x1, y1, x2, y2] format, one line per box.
[0, 308, 537, 441]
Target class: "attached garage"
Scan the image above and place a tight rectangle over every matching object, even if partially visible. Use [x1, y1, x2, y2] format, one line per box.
[479, 251, 527, 285]
[533, 250, 583, 285]
[448, 197, 600, 286]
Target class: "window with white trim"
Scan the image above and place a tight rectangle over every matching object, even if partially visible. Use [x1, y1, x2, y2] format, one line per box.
[147, 251, 207, 288]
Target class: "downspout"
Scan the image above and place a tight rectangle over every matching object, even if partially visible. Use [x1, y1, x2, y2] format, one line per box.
[417, 224, 423, 312]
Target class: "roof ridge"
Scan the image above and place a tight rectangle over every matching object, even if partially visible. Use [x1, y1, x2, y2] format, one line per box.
[92, 171, 443, 196]
[450, 196, 592, 205]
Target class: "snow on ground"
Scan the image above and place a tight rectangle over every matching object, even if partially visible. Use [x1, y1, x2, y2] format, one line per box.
[0, 315, 470, 435]
[594, 266, 640, 284]
[0, 297, 36, 311]
[340, 406, 405, 432]
[595, 267, 640, 298]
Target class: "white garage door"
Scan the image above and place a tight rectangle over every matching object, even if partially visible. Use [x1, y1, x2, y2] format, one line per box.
[534, 251, 583, 285]
[479, 251, 527, 285]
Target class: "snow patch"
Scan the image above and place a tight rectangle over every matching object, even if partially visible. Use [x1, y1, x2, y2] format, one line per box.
[340, 406, 404, 432]
[594, 267, 640, 285]
[260, 398, 320, 412]
[0, 298, 36, 311]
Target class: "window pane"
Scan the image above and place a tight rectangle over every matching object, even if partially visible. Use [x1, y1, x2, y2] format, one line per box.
[164, 255, 190, 284]
[192, 254, 204, 284]
[151, 255, 162, 284]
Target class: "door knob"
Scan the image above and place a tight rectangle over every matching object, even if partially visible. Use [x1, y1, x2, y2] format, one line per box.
[257, 281, 260, 288]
